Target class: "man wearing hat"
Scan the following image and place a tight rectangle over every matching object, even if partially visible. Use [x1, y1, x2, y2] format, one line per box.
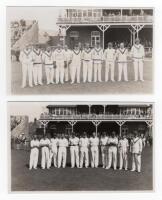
[64, 45, 72, 82]
[69, 132, 80, 168]
[82, 43, 93, 83]
[57, 133, 69, 168]
[104, 42, 116, 82]
[19, 44, 33, 88]
[29, 135, 40, 170]
[131, 38, 145, 81]
[116, 42, 128, 82]
[32, 44, 43, 86]
[106, 131, 118, 170]
[79, 132, 90, 168]
[42, 46, 54, 85]
[130, 131, 143, 172]
[89, 132, 100, 168]
[53, 44, 66, 84]
[100, 132, 109, 168]
[91, 43, 104, 82]
[49, 133, 59, 168]
[70, 44, 82, 84]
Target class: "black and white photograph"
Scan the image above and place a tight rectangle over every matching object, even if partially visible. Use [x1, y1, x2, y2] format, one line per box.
[7, 7, 153, 95]
[9, 102, 153, 191]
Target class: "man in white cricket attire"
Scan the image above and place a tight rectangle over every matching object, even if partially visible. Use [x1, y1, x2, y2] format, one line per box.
[82, 43, 93, 83]
[100, 132, 108, 168]
[92, 43, 103, 82]
[19, 44, 33, 88]
[29, 135, 40, 170]
[70, 44, 82, 84]
[64, 45, 72, 82]
[131, 38, 145, 81]
[42, 46, 54, 85]
[69, 132, 80, 168]
[32, 44, 43, 86]
[49, 134, 59, 168]
[104, 42, 116, 82]
[130, 132, 143, 172]
[53, 44, 66, 84]
[106, 132, 118, 170]
[79, 132, 89, 168]
[89, 132, 99, 168]
[118, 134, 129, 170]
[116, 43, 128, 81]
[40, 135, 51, 169]
[57, 134, 69, 168]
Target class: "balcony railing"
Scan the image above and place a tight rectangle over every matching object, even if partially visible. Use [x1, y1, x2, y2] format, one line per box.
[57, 15, 153, 24]
[40, 114, 152, 120]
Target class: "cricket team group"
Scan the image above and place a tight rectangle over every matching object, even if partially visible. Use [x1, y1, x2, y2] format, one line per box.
[29, 131, 144, 173]
[19, 38, 145, 88]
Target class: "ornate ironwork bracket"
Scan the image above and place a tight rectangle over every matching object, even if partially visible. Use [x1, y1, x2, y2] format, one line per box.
[115, 120, 126, 126]
[97, 25, 110, 32]
[92, 120, 102, 126]
[145, 120, 153, 127]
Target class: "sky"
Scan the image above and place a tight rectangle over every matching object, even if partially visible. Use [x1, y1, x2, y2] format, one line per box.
[7, 7, 63, 30]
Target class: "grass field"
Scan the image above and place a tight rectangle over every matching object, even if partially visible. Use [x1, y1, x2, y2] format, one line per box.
[10, 60, 153, 95]
[11, 146, 153, 191]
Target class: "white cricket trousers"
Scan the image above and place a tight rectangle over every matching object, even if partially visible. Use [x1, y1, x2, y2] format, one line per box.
[105, 61, 115, 81]
[58, 147, 67, 168]
[133, 59, 144, 81]
[56, 61, 64, 84]
[132, 153, 141, 172]
[107, 146, 117, 170]
[33, 64, 43, 85]
[49, 147, 58, 167]
[118, 63, 128, 81]
[83, 61, 92, 82]
[70, 146, 79, 168]
[93, 63, 102, 82]
[119, 150, 128, 170]
[70, 63, 81, 83]
[41, 147, 50, 169]
[29, 148, 39, 169]
[80, 147, 89, 168]
[64, 64, 70, 81]
[101, 146, 108, 167]
[21, 63, 33, 87]
[91, 146, 99, 168]
[45, 65, 54, 84]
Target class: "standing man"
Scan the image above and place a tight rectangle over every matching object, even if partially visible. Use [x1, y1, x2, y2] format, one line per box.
[32, 44, 43, 86]
[57, 133, 69, 168]
[118, 134, 129, 170]
[116, 42, 128, 82]
[42, 46, 54, 85]
[64, 45, 72, 82]
[70, 44, 82, 84]
[82, 43, 92, 83]
[130, 131, 143, 172]
[29, 135, 40, 170]
[49, 133, 59, 168]
[39, 135, 51, 169]
[89, 132, 99, 168]
[104, 42, 116, 82]
[131, 38, 145, 81]
[92, 42, 103, 82]
[79, 132, 90, 168]
[69, 132, 80, 168]
[106, 131, 118, 170]
[53, 44, 66, 84]
[100, 132, 109, 168]
[19, 44, 33, 88]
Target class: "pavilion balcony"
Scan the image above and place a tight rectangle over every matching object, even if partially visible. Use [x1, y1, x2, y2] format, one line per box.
[57, 15, 153, 25]
[39, 113, 152, 120]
